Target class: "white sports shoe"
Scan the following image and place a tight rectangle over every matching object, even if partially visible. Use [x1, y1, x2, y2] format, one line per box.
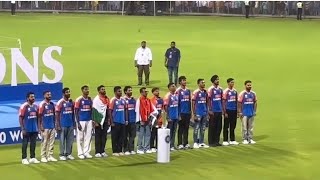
[222, 141, 230, 146]
[230, 141, 239, 145]
[242, 140, 249, 145]
[29, 158, 40, 164]
[41, 157, 48, 163]
[95, 153, 102, 158]
[250, 140, 256, 144]
[200, 143, 209, 148]
[170, 147, 176, 151]
[185, 144, 191, 149]
[59, 156, 67, 161]
[124, 152, 131, 156]
[22, 159, 29, 165]
[78, 155, 85, 159]
[130, 151, 136, 155]
[112, 153, 120, 156]
[119, 152, 125, 156]
[193, 143, 200, 149]
[146, 149, 152, 154]
[178, 145, 184, 150]
[151, 148, 157, 153]
[67, 155, 75, 160]
[48, 156, 58, 162]
[137, 150, 144, 154]
[85, 153, 93, 159]
[101, 153, 108, 157]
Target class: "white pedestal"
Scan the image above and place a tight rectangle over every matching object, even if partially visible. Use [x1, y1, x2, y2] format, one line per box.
[157, 128, 170, 163]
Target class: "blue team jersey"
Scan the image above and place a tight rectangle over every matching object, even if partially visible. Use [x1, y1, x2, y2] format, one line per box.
[208, 86, 223, 112]
[192, 89, 208, 116]
[238, 90, 257, 117]
[75, 96, 92, 121]
[164, 92, 179, 120]
[56, 98, 74, 128]
[124, 96, 136, 123]
[39, 100, 55, 129]
[110, 97, 126, 124]
[19, 102, 38, 132]
[223, 88, 237, 111]
[176, 87, 191, 114]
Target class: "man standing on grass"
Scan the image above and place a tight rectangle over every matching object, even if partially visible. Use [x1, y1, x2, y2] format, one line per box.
[109, 86, 127, 156]
[150, 87, 164, 153]
[208, 75, 223, 147]
[238, 80, 257, 145]
[297, 1, 303, 20]
[192, 79, 209, 149]
[75, 85, 93, 159]
[176, 76, 192, 150]
[136, 87, 158, 154]
[92, 85, 109, 158]
[123, 86, 137, 155]
[39, 91, 58, 163]
[134, 41, 153, 86]
[164, 83, 179, 151]
[55, 88, 75, 161]
[165, 41, 181, 86]
[222, 78, 239, 146]
[19, 92, 40, 165]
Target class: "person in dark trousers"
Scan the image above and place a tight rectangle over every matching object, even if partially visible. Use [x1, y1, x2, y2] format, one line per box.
[11, 1, 16, 16]
[165, 41, 181, 86]
[208, 75, 223, 147]
[19, 92, 40, 165]
[109, 86, 127, 156]
[176, 76, 192, 150]
[245, 1, 250, 18]
[150, 87, 164, 153]
[222, 78, 239, 146]
[134, 41, 153, 86]
[123, 86, 137, 155]
[93, 85, 110, 158]
[297, 1, 303, 20]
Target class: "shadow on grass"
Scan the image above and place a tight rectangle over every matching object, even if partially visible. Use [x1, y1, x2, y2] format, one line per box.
[113, 154, 180, 167]
[254, 134, 269, 141]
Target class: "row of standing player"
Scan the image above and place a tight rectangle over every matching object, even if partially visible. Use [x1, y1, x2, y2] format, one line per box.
[18, 74, 257, 165]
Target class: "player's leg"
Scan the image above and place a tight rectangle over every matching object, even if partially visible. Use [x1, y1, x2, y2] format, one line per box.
[177, 115, 185, 148]
[40, 129, 48, 161]
[95, 124, 102, 155]
[223, 112, 231, 143]
[22, 132, 30, 160]
[248, 117, 255, 144]
[137, 65, 143, 85]
[171, 121, 178, 149]
[129, 123, 136, 153]
[167, 67, 173, 84]
[30, 132, 38, 159]
[66, 127, 74, 158]
[199, 116, 207, 145]
[229, 110, 238, 143]
[144, 124, 151, 151]
[144, 65, 150, 85]
[174, 67, 179, 86]
[241, 116, 249, 144]
[208, 114, 214, 146]
[48, 129, 57, 161]
[83, 120, 93, 157]
[59, 127, 66, 158]
[111, 124, 118, 154]
[118, 124, 126, 154]
[193, 118, 200, 148]
[215, 112, 223, 145]
[77, 121, 85, 157]
[183, 114, 191, 147]
[100, 122, 108, 156]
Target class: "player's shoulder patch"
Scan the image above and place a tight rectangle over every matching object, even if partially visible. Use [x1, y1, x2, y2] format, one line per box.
[75, 96, 83, 102]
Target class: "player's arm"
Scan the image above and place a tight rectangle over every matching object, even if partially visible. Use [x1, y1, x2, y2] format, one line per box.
[237, 92, 243, 118]
[191, 91, 196, 119]
[207, 89, 213, 115]
[254, 94, 258, 116]
[19, 106, 26, 135]
[149, 48, 153, 67]
[177, 49, 181, 64]
[38, 104, 44, 132]
[108, 99, 114, 126]
[55, 104, 61, 131]
[164, 49, 168, 67]
[222, 90, 227, 116]
[134, 49, 139, 67]
[74, 99, 81, 130]
[125, 101, 128, 125]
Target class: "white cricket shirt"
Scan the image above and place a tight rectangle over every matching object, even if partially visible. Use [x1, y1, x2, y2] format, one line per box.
[134, 47, 152, 65]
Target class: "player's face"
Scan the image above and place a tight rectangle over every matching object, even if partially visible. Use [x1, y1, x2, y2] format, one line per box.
[141, 89, 148, 97]
[180, 79, 187, 86]
[171, 43, 175, 48]
[28, 94, 35, 104]
[126, 88, 132, 97]
[169, 84, 176, 92]
[153, 89, 159, 97]
[199, 81, 205, 89]
[99, 87, 106, 96]
[214, 77, 220, 85]
[245, 83, 252, 91]
[141, 42, 146, 48]
[115, 89, 122, 97]
[64, 90, 71, 99]
[45, 92, 52, 101]
[228, 80, 235, 88]
[82, 87, 89, 96]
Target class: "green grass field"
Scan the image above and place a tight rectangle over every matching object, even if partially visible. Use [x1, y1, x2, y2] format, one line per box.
[1, 13, 320, 180]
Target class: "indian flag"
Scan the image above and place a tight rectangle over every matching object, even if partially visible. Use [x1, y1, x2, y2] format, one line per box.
[92, 95, 107, 127]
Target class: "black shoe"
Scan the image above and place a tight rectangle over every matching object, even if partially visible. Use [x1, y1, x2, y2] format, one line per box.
[137, 84, 142, 86]
[216, 143, 222, 146]
[210, 144, 217, 147]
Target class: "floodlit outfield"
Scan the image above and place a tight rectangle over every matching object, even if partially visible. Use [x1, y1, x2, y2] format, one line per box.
[0, 13, 320, 180]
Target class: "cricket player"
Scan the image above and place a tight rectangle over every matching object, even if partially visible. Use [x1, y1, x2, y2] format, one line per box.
[222, 78, 239, 145]
[75, 85, 93, 159]
[109, 86, 127, 156]
[176, 76, 192, 150]
[39, 91, 58, 163]
[238, 80, 258, 144]
[123, 86, 137, 155]
[208, 75, 223, 147]
[150, 87, 164, 153]
[164, 83, 179, 151]
[192, 79, 209, 149]
[19, 92, 40, 165]
[56, 87, 75, 161]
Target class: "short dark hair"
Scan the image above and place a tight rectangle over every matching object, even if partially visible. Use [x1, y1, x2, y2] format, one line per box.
[114, 86, 121, 93]
[244, 80, 252, 85]
[26, 92, 34, 98]
[197, 78, 204, 84]
[167, 82, 175, 89]
[97, 85, 105, 92]
[227, 78, 234, 83]
[171, 41, 175, 44]
[140, 87, 147, 93]
[81, 85, 88, 91]
[152, 87, 159, 93]
[43, 90, 50, 95]
[124, 86, 132, 93]
[210, 75, 219, 83]
[141, 41, 146, 43]
[62, 87, 70, 94]
[178, 76, 186, 84]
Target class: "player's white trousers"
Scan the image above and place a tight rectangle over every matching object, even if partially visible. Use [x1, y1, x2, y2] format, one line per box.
[77, 120, 93, 156]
